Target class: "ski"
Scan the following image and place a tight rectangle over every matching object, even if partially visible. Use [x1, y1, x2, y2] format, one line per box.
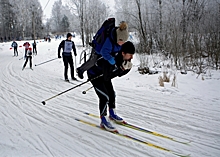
[66, 81, 76, 85]
[61, 79, 77, 85]
[74, 118, 190, 157]
[82, 111, 190, 145]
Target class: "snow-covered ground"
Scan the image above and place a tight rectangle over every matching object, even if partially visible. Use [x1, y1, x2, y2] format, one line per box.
[0, 36, 220, 157]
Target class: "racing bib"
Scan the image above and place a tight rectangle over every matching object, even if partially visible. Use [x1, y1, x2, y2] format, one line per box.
[64, 41, 72, 53]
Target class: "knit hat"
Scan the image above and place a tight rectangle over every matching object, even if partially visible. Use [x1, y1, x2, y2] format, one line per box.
[116, 21, 129, 42]
[121, 41, 135, 54]
[66, 33, 72, 38]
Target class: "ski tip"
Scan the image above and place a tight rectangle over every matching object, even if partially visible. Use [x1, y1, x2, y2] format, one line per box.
[122, 121, 127, 124]
[172, 152, 191, 157]
[100, 125, 119, 133]
[114, 130, 119, 133]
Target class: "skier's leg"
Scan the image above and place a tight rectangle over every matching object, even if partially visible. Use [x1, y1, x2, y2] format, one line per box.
[77, 49, 99, 79]
[68, 56, 75, 79]
[91, 78, 117, 131]
[91, 78, 109, 117]
[22, 57, 28, 70]
[79, 48, 99, 72]
[29, 56, 32, 68]
[15, 47, 18, 56]
[62, 56, 69, 80]
[104, 80, 115, 109]
[105, 80, 124, 123]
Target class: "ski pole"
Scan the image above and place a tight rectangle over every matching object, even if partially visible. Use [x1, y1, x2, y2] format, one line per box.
[74, 55, 77, 69]
[35, 58, 58, 66]
[42, 75, 102, 105]
[82, 86, 93, 94]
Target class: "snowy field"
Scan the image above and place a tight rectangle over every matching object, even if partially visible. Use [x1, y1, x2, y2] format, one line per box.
[0, 36, 220, 157]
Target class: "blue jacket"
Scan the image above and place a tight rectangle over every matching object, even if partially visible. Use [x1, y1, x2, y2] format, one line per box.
[96, 28, 121, 62]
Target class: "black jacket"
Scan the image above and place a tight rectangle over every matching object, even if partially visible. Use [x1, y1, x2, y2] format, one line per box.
[87, 51, 130, 81]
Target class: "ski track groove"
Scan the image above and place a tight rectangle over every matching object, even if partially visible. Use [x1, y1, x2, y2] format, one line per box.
[44, 106, 161, 157]
[1, 43, 220, 157]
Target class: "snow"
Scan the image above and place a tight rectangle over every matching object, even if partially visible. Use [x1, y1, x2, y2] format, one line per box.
[0, 36, 220, 157]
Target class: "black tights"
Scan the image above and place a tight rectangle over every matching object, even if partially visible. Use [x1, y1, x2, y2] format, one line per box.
[90, 77, 115, 117]
[23, 56, 32, 68]
[62, 55, 74, 79]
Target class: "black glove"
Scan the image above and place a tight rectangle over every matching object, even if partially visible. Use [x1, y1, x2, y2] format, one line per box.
[74, 52, 77, 56]
[58, 55, 61, 58]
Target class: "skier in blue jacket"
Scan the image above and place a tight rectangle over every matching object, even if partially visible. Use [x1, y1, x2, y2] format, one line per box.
[11, 40, 18, 56]
[76, 21, 129, 79]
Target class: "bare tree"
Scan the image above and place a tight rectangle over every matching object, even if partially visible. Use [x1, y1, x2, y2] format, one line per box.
[115, 0, 220, 73]
[0, 0, 44, 40]
[68, 0, 109, 47]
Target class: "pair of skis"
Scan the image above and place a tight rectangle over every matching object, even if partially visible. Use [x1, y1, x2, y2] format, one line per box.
[74, 111, 191, 157]
[59, 80, 190, 156]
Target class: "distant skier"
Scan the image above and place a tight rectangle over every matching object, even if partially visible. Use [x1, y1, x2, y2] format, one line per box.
[32, 40, 37, 55]
[58, 33, 77, 81]
[87, 41, 135, 132]
[11, 40, 18, 56]
[23, 42, 30, 57]
[22, 47, 33, 70]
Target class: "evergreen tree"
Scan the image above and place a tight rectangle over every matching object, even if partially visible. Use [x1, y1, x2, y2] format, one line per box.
[61, 15, 70, 32]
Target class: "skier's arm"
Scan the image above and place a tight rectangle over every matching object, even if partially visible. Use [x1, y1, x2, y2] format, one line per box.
[58, 40, 64, 57]
[100, 38, 114, 64]
[72, 41, 77, 56]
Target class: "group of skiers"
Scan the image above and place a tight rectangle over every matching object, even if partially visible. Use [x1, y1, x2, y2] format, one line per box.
[58, 19, 135, 132]
[11, 40, 38, 70]
[9, 18, 135, 132]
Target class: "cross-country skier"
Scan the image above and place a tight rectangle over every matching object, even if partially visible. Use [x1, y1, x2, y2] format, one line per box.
[32, 40, 37, 55]
[76, 21, 129, 79]
[58, 33, 77, 82]
[11, 40, 18, 56]
[23, 41, 30, 57]
[87, 41, 135, 132]
[22, 47, 33, 70]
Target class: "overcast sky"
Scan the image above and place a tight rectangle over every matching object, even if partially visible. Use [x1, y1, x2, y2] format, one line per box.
[39, 0, 58, 19]
[38, 0, 115, 19]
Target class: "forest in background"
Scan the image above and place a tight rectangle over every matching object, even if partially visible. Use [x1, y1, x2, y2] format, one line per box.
[0, 0, 219, 73]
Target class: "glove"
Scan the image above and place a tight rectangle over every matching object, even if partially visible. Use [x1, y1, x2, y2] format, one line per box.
[108, 58, 115, 65]
[58, 55, 61, 58]
[74, 52, 77, 56]
[121, 61, 132, 70]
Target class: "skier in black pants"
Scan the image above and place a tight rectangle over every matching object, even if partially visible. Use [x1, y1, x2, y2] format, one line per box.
[32, 40, 37, 55]
[22, 47, 33, 70]
[58, 33, 77, 81]
[11, 40, 18, 56]
[87, 41, 135, 132]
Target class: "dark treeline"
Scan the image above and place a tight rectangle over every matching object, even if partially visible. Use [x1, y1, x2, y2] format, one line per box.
[116, 0, 220, 72]
[0, 0, 44, 41]
[1, 0, 219, 73]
